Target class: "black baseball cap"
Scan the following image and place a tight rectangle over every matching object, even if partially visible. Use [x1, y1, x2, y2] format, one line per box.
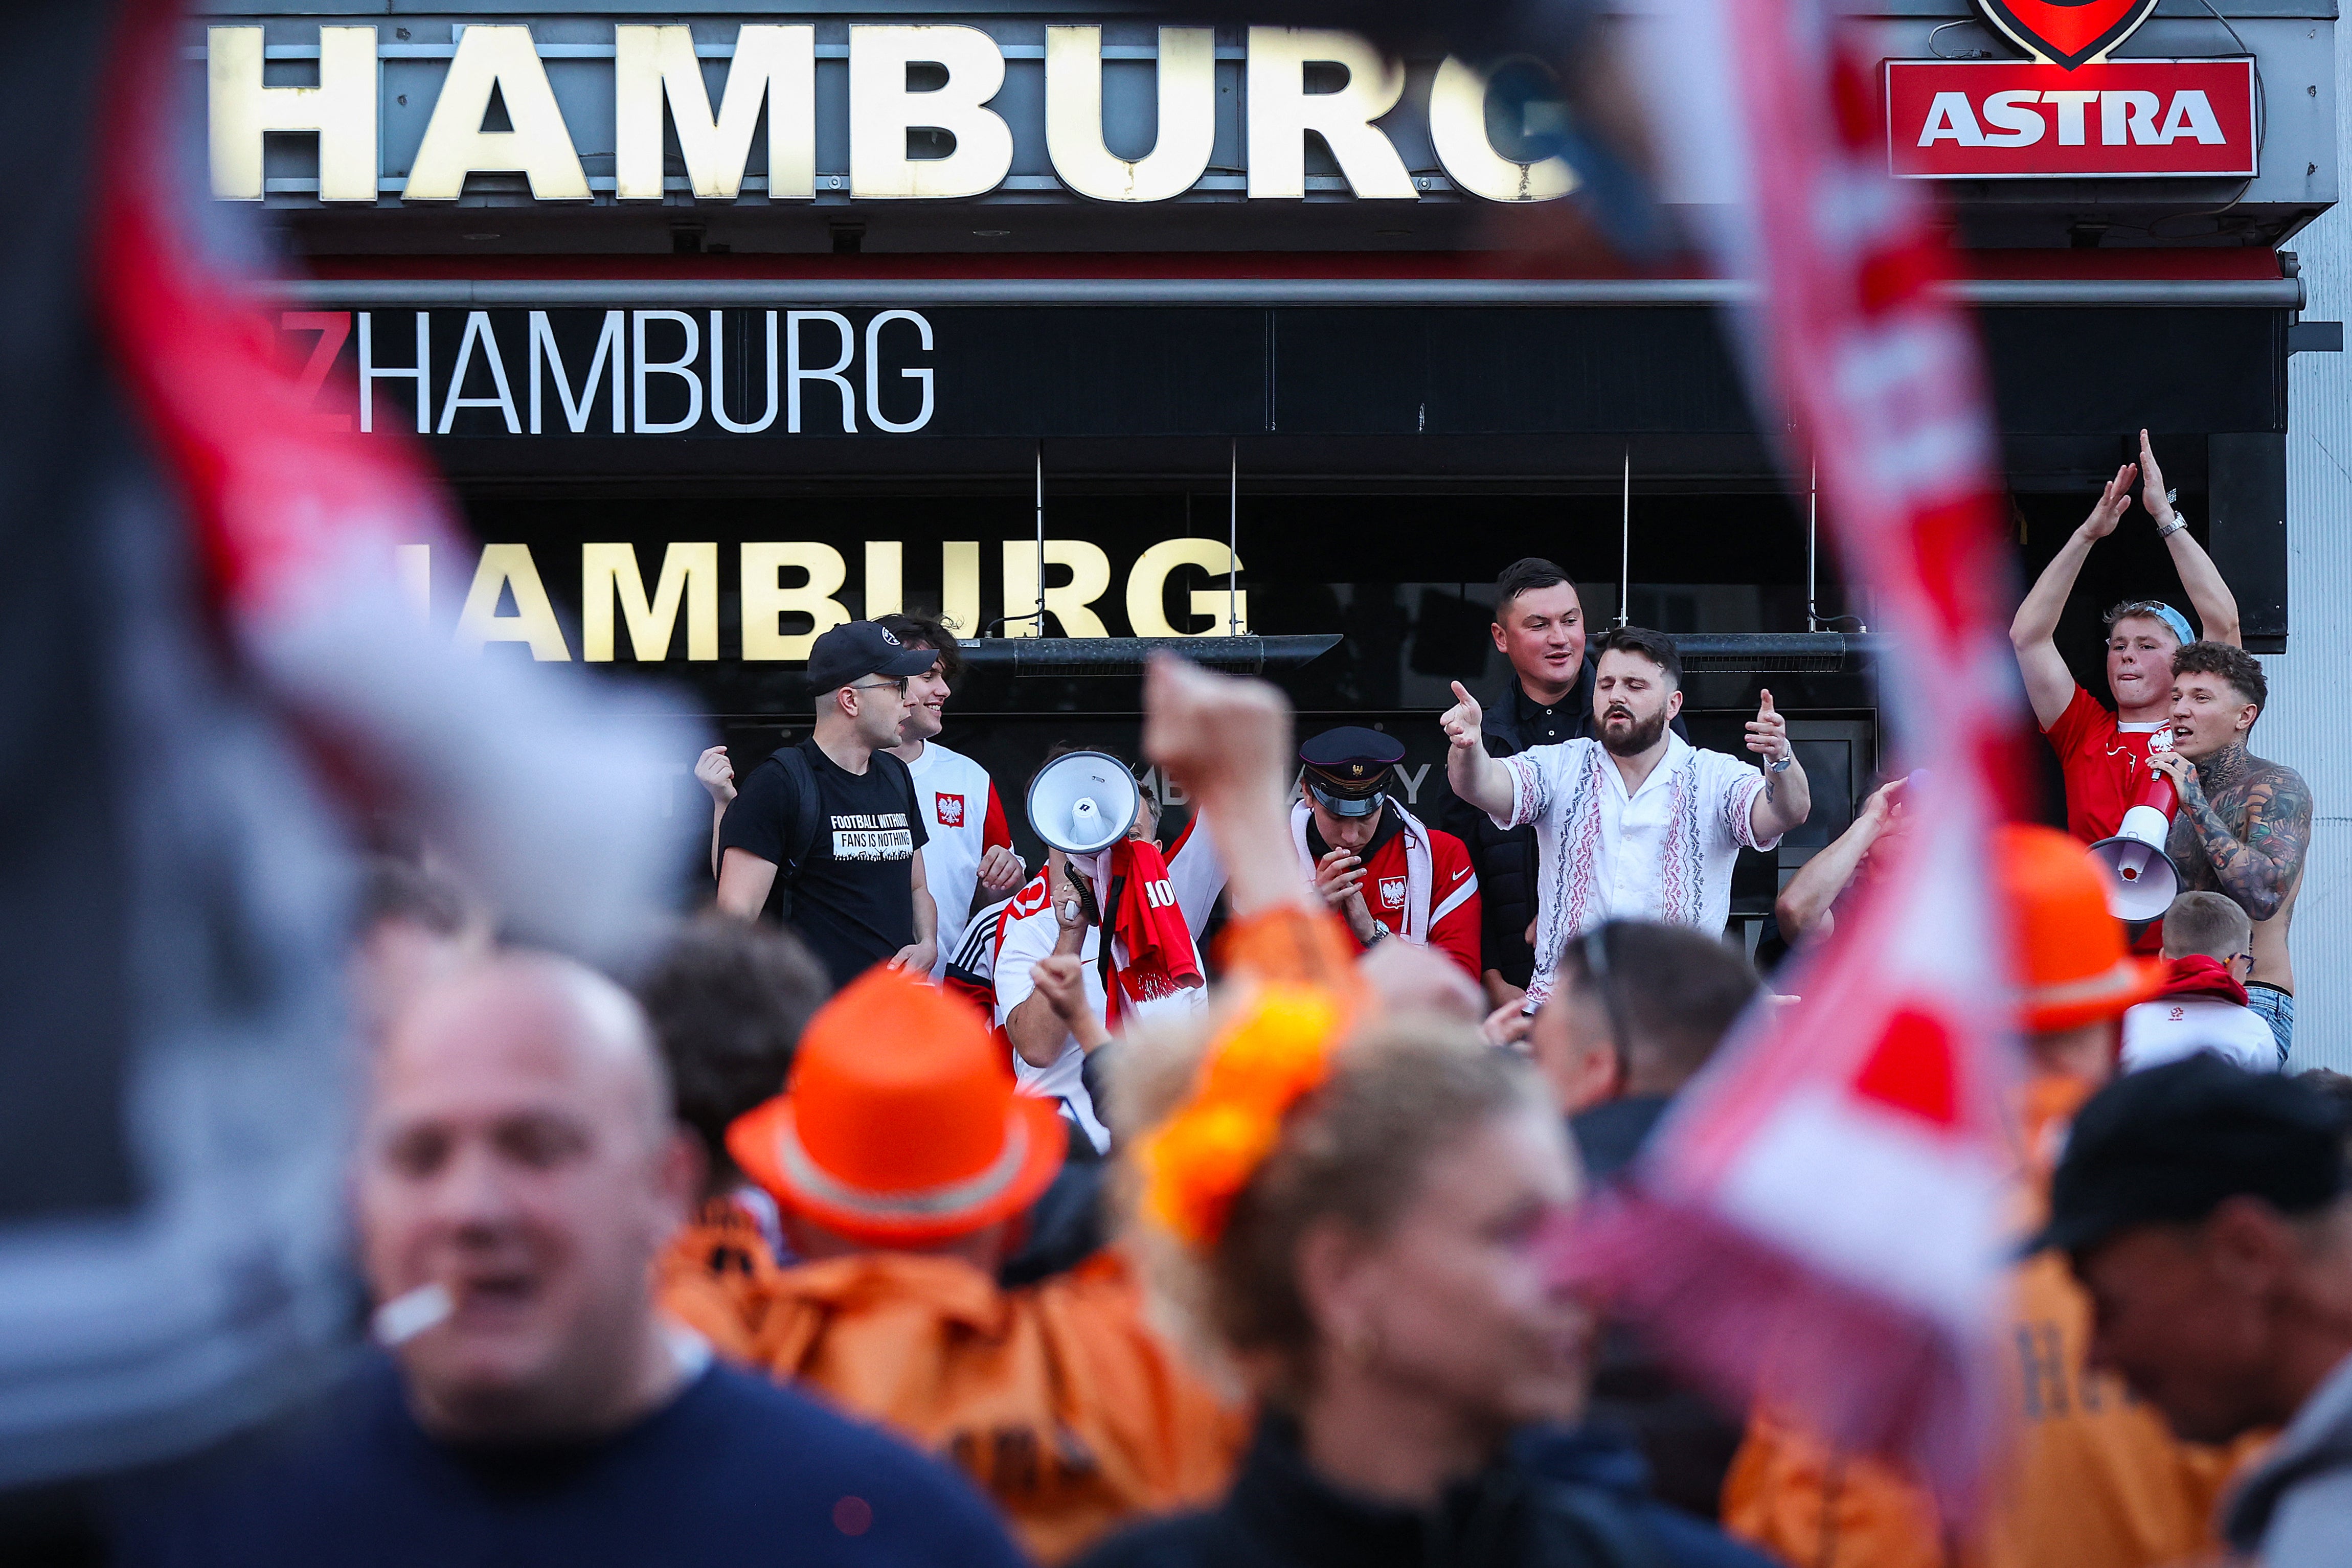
[807, 620, 938, 694]
[1300, 726, 1405, 819]
[2025, 1055, 2351, 1258]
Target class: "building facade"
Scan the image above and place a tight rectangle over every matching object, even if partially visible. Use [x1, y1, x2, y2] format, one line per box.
[198, 1, 2339, 978]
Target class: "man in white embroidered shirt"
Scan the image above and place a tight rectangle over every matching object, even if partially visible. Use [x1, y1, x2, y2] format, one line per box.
[1442, 626, 1811, 1010]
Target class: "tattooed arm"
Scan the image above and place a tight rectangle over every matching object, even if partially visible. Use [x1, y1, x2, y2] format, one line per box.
[2153, 750, 2312, 921]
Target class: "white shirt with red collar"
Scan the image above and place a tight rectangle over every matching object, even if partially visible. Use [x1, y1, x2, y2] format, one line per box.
[990, 813, 1224, 1150]
[1290, 798, 1481, 981]
[1499, 732, 1778, 1007]
[903, 740, 1012, 981]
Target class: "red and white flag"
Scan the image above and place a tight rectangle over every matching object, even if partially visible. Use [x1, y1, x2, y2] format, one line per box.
[1570, 0, 2026, 1504]
[94, 0, 696, 963]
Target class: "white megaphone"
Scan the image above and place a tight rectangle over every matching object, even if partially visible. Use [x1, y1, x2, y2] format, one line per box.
[1026, 749, 1140, 855]
[2088, 734, 2183, 924]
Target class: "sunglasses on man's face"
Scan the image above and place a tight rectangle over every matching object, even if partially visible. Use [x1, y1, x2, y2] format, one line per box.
[849, 676, 909, 695]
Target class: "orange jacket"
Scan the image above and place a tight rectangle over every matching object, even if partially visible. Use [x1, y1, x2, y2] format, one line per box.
[655, 1195, 786, 1365]
[750, 1248, 1246, 1565]
[1721, 1074, 2258, 1568]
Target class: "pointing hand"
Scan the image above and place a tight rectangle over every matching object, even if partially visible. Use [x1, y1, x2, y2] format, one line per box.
[1745, 688, 1791, 765]
[1441, 681, 1485, 753]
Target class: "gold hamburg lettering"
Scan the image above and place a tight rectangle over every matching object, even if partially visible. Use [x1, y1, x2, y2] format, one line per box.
[400, 540, 1254, 658]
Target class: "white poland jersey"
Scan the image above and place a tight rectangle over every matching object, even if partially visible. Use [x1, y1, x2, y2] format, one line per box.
[903, 740, 1013, 981]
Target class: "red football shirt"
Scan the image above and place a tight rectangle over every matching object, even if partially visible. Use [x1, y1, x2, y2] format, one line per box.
[1346, 824, 1484, 981]
[2044, 685, 2172, 845]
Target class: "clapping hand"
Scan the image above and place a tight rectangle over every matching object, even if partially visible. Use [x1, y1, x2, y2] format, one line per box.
[2083, 461, 2136, 539]
[2137, 430, 2177, 528]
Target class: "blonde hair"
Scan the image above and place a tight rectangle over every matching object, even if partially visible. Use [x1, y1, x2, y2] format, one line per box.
[1112, 1005, 1546, 1406]
[2160, 890, 2253, 964]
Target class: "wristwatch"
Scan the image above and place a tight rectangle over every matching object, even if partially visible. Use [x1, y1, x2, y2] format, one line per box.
[1362, 921, 1391, 946]
[1768, 754, 1794, 773]
[2155, 513, 2187, 538]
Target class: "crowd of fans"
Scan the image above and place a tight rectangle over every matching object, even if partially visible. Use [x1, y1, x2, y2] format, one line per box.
[104, 442, 2352, 1567]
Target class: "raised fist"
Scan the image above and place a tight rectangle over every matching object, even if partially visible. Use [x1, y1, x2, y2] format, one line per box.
[694, 744, 736, 805]
[1142, 653, 1292, 809]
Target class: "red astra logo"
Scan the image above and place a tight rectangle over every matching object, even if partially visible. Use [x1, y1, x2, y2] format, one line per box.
[1973, 0, 2158, 70]
[935, 793, 965, 828]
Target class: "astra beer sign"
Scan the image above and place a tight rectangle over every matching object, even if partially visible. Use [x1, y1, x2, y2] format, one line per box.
[1883, 0, 2259, 181]
[1887, 58, 2258, 179]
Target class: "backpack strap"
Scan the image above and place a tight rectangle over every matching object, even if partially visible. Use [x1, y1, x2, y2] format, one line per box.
[765, 741, 825, 922]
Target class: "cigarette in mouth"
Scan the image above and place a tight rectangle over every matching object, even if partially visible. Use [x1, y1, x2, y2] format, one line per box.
[372, 1281, 454, 1347]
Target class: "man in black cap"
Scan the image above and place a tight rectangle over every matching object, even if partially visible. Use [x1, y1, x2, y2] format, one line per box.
[715, 621, 940, 987]
[1292, 724, 1481, 979]
[2039, 1056, 2352, 1568]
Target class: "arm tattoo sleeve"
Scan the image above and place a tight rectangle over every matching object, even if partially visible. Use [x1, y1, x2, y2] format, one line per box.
[2183, 767, 2312, 921]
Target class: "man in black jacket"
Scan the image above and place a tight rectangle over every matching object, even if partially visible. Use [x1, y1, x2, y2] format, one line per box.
[1442, 560, 1687, 1009]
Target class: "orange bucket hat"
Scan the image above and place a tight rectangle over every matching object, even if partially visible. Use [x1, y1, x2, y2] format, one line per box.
[1994, 824, 2165, 1033]
[726, 966, 1067, 1247]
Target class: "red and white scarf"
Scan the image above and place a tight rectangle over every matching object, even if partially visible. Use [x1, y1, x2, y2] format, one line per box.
[1288, 798, 1436, 942]
[1074, 838, 1203, 1025]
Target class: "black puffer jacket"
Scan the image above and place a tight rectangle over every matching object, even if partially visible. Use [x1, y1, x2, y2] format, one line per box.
[1076, 1415, 1777, 1568]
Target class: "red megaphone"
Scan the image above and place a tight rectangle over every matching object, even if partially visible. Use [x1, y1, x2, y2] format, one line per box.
[2088, 757, 2181, 924]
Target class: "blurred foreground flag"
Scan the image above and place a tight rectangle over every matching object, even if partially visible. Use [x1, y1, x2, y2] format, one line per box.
[1570, 804, 2013, 1501]
[0, 0, 693, 1495]
[1567, 0, 2026, 1508]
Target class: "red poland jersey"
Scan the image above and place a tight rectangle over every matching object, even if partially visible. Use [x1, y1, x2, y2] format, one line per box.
[2043, 685, 2171, 845]
[1292, 800, 1482, 981]
[904, 740, 1012, 980]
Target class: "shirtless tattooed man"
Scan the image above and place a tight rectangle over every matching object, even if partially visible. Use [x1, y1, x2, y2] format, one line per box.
[2146, 640, 2310, 1065]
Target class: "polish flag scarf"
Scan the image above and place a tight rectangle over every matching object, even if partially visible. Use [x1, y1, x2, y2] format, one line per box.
[1565, 0, 2030, 1511]
[1076, 838, 1202, 1025]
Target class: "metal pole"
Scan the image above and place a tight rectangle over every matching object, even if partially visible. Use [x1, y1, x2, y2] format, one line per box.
[1228, 440, 1240, 636]
[1616, 448, 1631, 628]
[1806, 458, 1819, 633]
[1033, 440, 1046, 636]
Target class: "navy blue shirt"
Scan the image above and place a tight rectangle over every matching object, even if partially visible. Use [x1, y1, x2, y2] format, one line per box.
[116, 1357, 1027, 1568]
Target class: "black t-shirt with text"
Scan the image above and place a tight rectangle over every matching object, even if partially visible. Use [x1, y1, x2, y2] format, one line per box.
[718, 740, 929, 987]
